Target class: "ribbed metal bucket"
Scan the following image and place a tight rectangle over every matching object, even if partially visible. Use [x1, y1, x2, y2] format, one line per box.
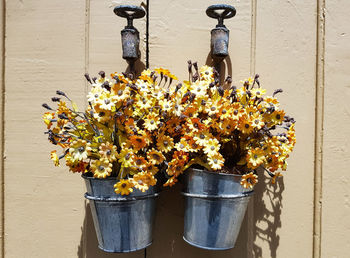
[83, 176, 159, 253]
[182, 168, 253, 250]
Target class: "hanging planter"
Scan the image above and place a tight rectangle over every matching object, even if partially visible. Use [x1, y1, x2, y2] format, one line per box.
[42, 67, 180, 252]
[182, 168, 253, 250]
[83, 176, 158, 253]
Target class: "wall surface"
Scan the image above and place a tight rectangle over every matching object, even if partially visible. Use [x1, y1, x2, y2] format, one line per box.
[1, 0, 350, 257]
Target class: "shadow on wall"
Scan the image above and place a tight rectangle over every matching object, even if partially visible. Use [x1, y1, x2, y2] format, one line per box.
[249, 173, 284, 258]
[205, 51, 232, 85]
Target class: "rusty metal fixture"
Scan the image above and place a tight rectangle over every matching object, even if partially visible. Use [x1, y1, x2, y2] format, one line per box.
[206, 4, 236, 61]
[114, 5, 146, 64]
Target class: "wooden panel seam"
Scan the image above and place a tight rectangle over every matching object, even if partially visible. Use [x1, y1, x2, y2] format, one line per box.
[250, 0, 257, 75]
[0, 0, 5, 256]
[83, 0, 90, 257]
[313, 0, 325, 257]
[247, 0, 257, 257]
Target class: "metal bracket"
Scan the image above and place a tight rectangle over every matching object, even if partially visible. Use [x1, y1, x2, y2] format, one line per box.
[206, 4, 236, 61]
[114, 5, 146, 66]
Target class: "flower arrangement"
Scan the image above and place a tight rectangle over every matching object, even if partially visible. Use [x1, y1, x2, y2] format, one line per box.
[42, 68, 179, 195]
[161, 62, 296, 189]
[43, 62, 295, 194]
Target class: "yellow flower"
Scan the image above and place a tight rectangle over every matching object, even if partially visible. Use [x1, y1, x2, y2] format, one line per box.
[203, 138, 220, 156]
[129, 135, 148, 150]
[133, 155, 148, 170]
[147, 149, 165, 165]
[159, 99, 172, 113]
[56, 101, 70, 115]
[175, 137, 191, 152]
[190, 80, 209, 97]
[268, 110, 285, 125]
[87, 85, 106, 103]
[166, 159, 185, 177]
[251, 88, 267, 98]
[117, 148, 135, 167]
[114, 179, 134, 195]
[50, 150, 60, 167]
[251, 114, 265, 130]
[132, 172, 157, 192]
[193, 130, 212, 147]
[240, 172, 258, 189]
[144, 113, 160, 131]
[96, 91, 115, 111]
[69, 139, 91, 161]
[238, 115, 254, 134]
[207, 153, 225, 170]
[186, 118, 206, 133]
[90, 159, 113, 179]
[93, 105, 112, 123]
[156, 134, 174, 153]
[199, 65, 214, 81]
[247, 148, 266, 169]
[43, 112, 55, 129]
[144, 162, 159, 175]
[99, 142, 118, 161]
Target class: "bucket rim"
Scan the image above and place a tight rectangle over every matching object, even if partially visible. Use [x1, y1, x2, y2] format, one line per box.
[187, 168, 244, 177]
[183, 236, 234, 250]
[81, 174, 119, 180]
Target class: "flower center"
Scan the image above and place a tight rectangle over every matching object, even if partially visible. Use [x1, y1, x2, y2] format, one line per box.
[200, 134, 205, 139]
[104, 99, 110, 104]
[222, 109, 227, 114]
[234, 110, 238, 115]
[180, 144, 185, 149]
[106, 150, 111, 155]
[78, 147, 85, 153]
[211, 107, 216, 111]
[163, 140, 168, 146]
[121, 183, 127, 188]
[117, 90, 123, 96]
[276, 114, 281, 120]
[153, 154, 160, 160]
[211, 146, 215, 151]
[98, 165, 104, 171]
[150, 120, 154, 124]
[245, 124, 250, 129]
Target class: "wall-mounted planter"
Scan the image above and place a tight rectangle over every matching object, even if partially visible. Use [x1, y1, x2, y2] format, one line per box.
[182, 168, 253, 250]
[83, 176, 159, 253]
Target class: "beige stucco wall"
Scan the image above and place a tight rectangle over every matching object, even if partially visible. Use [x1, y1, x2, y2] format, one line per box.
[1, 0, 349, 257]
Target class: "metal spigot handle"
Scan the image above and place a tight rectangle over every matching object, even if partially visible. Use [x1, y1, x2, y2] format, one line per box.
[206, 4, 236, 28]
[114, 5, 146, 29]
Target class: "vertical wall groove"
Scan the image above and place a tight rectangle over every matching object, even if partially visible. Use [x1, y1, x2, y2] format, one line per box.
[83, 0, 90, 257]
[0, 0, 5, 256]
[247, 1, 257, 257]
[146, 0, 149, 69]
[313, 0, 325, 257]
[250, 0, 257, 76]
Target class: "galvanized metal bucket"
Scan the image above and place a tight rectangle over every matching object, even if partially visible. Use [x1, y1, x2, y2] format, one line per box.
[182, 168, 253, 250]
[83, 176, 159, 253]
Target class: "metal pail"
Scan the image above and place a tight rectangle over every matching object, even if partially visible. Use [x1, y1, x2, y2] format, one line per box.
[83, 176, 159, 253]
[182, 168, 253, 250]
